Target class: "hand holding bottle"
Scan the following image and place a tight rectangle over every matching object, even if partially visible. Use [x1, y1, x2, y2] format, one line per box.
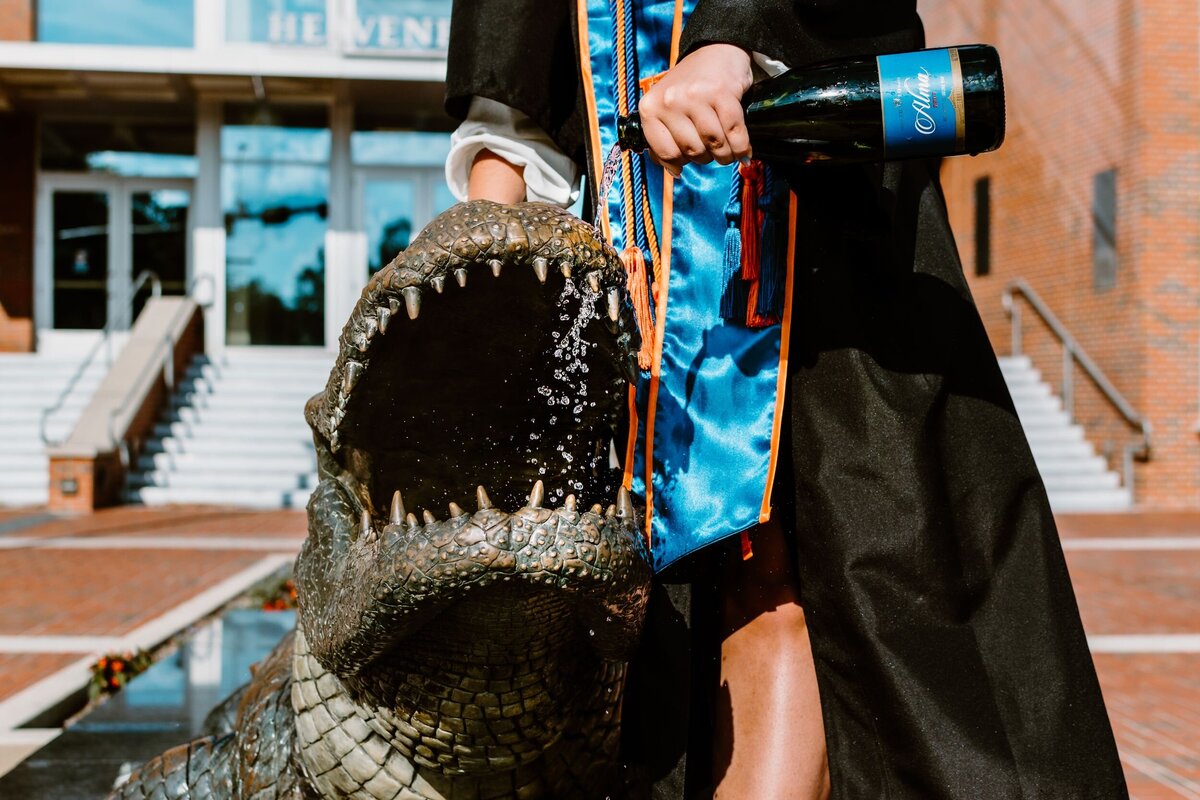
[636, 43, 755, 175]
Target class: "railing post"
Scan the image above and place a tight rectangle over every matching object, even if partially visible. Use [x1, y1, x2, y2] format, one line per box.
[1062, 344, 1074, 422]
[1011, 302, 1022, 356]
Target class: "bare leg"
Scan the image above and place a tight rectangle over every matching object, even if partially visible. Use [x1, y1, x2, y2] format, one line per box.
[714, 519, 830, 800]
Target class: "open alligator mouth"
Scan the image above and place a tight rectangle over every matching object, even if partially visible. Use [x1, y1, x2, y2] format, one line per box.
[293, 202, 654, 782]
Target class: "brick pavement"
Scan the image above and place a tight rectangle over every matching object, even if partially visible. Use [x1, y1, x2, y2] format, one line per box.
[0, 507, 1196, 795]
[0, 505, 303, 739]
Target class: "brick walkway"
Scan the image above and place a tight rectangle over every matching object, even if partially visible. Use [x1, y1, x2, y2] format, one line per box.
[0, 506, 1197, 795]
[0, 505, 304, 740]
[1059, 513, 1200, 799]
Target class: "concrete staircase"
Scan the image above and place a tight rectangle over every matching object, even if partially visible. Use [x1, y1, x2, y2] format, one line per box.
[126, 348, 334, 509]
[0, 353, 109, 507]
[999, 355, 1131, 512]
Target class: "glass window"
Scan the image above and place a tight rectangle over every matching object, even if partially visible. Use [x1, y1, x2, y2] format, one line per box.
[51, 191, 109, 330]
[351, 130, 450, 167]
[224, 0, 327, 46]
[347, 0, 450, 55]
[222, 105, 329, 346]
[41, 120, 197, 176]
[38, 0, 194, 47]
[974, 176, 991, 277]
[1092, 169, 1117, 291]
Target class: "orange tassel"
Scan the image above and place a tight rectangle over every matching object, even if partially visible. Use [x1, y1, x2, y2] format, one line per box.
[745, 279, 780, 329]
[741, 530, 754, 560]
[622, 245, 655, 370]
[738, 160, 765, 281]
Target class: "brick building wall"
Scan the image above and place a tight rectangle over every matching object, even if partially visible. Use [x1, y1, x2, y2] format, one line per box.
[923, 0, 1200, 507]
[0, 0, 35, 351]
[0, 0, 33, 40]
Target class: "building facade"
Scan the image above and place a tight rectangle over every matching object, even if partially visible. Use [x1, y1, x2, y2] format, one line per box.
[923, 0, 1200, 508]
[0, 0, 456, 358]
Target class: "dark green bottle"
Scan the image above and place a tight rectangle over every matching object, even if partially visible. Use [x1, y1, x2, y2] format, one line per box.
[618, 44, 1005, 165]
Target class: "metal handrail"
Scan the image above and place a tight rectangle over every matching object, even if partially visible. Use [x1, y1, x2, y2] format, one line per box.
[106, 274, 216, 467]
[39, 270, 163, 447]
[1001, 278, 1151, 492]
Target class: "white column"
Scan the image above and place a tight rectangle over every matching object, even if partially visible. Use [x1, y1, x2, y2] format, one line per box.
[193, 98, 226, 358]
[325, 91, 364, 351]
[194, 0, 225, 51]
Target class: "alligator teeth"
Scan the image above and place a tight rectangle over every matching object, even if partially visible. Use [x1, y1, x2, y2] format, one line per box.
[489, 259, 503, 277]
[360, 508, 373, 538]
[532, 256, 549, 284]
[423, 510, 437, 525]
[528, 480, 545, 508]
[591, 503, 604, 514]
[402, 286, 421, 319]
[564, 494, 577, 512]
[605, 504, 617, 518]
[377, 306, 391, 335]
[342, 360, 363, 394]
[406, 512, 419, 528]
[454, 267, 468, 288]
[606, 288, 620, 321]
[448, 502, 465, 517]
[617, 486, 636, 520]
[390, 490, 405, 525]
[476, 485, 493, 510]
[363, 316, 379, 339]
[560, 262, 572, 279]
[587, 272, 601, 293]
[388, 297, 401, 316]
[431, 276, 446, 294]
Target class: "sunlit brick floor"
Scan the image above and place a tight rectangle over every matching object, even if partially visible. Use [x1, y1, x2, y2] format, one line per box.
[0, 506, 1197, 796]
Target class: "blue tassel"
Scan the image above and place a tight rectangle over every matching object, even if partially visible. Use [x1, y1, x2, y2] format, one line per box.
[755, 165, 788, 320]
[720, 168, 743, 321]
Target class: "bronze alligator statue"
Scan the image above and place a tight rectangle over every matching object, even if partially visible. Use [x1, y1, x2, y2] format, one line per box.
[111, 201, 654, 800]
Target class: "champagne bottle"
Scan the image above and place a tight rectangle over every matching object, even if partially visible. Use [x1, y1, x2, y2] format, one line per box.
[617, 44, 1005, 165]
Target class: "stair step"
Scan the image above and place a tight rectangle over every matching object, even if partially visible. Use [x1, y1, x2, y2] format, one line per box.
[1040, 472, 1121, 491]
[128, 486, 313, 509]
[128, 471, 318, 491]
[0, 488, 50, 507]
[137, 452, 317, 474]
[151, 422, 314, 442]
[143, 438, 316, 457]
[1044, 489, 1133, 513]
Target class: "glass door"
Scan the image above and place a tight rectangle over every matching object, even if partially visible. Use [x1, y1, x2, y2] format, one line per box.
[37, 174, 193, 337]
[127, 180, 192, 322]
[355, 167, 456, 278]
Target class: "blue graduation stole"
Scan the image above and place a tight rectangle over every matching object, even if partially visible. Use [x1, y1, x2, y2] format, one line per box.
[577, 0, 795, 571]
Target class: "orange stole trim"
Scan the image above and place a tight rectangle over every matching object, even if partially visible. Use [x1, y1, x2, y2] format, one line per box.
[575, 0, 612, 242]
[758, 192, 799, 523]
[642, 0, 685, 542]
[622, 385, 638, 489]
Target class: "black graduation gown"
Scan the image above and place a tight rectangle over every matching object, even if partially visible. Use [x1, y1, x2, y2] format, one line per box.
[446, 2, 1129, 798]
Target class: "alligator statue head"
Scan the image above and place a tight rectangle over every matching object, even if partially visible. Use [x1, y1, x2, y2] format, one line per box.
[111, 201, 654, 800]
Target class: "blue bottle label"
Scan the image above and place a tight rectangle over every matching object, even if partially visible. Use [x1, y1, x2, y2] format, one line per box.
[877, 47, 966, 158]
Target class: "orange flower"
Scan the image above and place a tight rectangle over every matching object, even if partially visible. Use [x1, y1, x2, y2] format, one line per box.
[112, 662, 124, 673]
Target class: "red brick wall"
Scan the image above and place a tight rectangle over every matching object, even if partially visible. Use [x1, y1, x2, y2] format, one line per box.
[923, 0, 1200, 508]
[0, 0, 33, 40]
[0, 114, 36, 352]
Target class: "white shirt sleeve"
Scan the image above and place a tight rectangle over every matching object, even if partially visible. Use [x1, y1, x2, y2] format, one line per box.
[445, 96, 581, 208]
[752, 52, 789, 80]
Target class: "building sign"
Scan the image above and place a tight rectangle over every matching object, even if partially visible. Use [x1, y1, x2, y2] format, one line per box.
[224, 0, 450, 55]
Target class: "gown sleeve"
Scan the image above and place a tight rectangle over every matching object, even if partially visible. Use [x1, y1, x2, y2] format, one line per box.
[680, 0, 925, 67]
[445, 0, 586, 168]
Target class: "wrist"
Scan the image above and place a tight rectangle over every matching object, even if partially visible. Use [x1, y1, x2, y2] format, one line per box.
[467, 150, 527, 204]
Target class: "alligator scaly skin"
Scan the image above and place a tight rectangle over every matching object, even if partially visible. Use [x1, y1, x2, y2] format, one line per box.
[110, 202, 653, 800]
